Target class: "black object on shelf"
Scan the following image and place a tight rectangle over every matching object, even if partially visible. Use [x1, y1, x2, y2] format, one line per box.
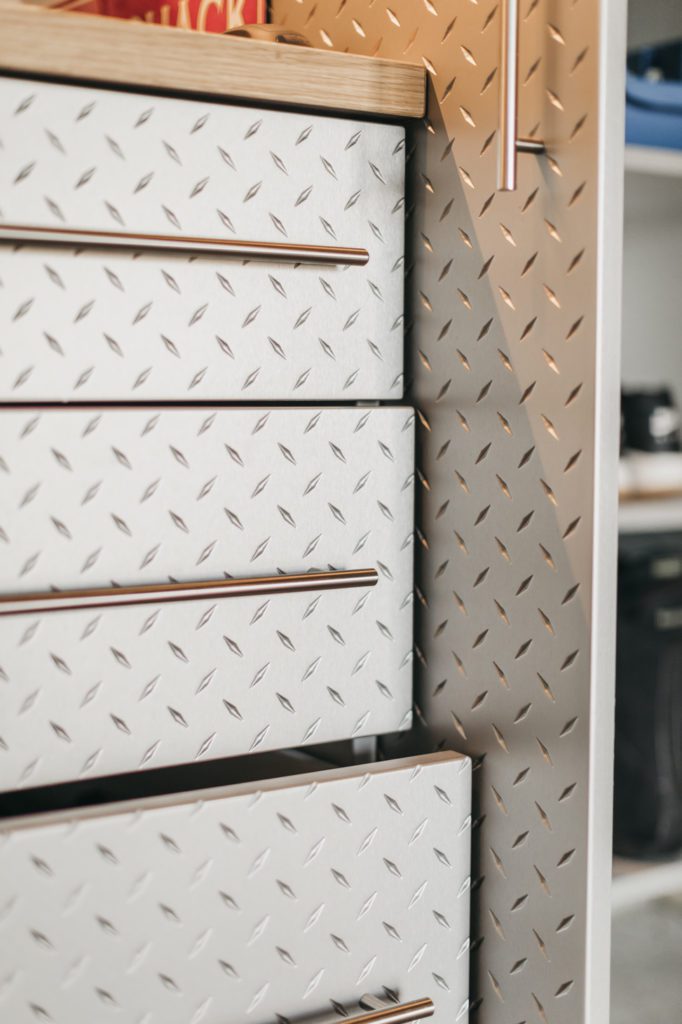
[621, 387, 681, 453]
[614, 532, 682, 858]
[628, 39, 682, 85]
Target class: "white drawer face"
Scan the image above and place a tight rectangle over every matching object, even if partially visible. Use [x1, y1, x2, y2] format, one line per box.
[0, 77, 405, 401]
[0, 408, 414, 789]
[0, 753, 471, 1024]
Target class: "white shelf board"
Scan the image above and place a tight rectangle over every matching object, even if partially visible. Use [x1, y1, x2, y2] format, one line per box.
[613, 855, 682, 913]
[625, 144, 682, 178]
[619, 495, 682, 533]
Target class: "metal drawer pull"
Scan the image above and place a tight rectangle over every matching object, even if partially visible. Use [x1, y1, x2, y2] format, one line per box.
[0, 224, 370, 267]
[498, 0, 545, 192]
[345, 999, 435, 1024]
[0, 568, 378, 617]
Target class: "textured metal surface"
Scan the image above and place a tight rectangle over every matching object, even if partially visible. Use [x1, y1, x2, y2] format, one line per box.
[0, 752, 471, 1024]
[0, 407, 414, 789]
[0, 76, 404, 401]
[272, 1, 619, 1022]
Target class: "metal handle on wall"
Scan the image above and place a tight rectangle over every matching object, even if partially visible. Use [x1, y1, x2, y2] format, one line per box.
[344, 999, 435, 1024]
[0, 568, 378, 617]
[0, 224, 369, 266]
[498, 0, 545, 192]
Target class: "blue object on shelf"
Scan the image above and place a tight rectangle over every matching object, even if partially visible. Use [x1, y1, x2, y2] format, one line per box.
[626, 40, 682, 150]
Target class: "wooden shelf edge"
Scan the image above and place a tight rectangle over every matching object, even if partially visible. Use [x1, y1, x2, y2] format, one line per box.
[0, 3, 426, 118]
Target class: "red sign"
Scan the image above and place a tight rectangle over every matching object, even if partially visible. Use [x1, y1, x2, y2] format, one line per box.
[56, 0, 266, 34]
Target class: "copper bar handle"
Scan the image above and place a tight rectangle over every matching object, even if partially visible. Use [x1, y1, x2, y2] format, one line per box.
[344, 999, 435, 1024]
[497, 0, 545, 192]
[0, 224, 369, 267]
[0, 569, 378, 617]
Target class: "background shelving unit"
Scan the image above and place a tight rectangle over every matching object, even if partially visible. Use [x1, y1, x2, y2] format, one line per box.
[614, 4, 682, 1022]
[621, 1, 682, 396]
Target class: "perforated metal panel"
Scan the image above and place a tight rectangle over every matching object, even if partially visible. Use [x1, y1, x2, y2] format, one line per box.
[0, 752, 471, 1024]
[0, 76, 404, 401]
[271, 2, 623, 1022]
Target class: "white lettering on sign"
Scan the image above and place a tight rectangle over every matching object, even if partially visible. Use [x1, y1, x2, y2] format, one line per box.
[228, 0, 248, 27]
[197, 0, 224, 31]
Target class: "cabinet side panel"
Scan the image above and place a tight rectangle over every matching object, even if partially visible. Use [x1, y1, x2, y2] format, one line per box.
[272, 1, 622, 1022]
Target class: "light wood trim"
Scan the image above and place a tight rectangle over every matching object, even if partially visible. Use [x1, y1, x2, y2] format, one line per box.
[0, 0, 425, 118]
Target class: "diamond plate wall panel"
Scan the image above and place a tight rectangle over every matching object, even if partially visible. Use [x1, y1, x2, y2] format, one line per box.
[0, 76, 404, 401]
[0, 752, 471, 1024]
[271, 1, 614, 1021]
[0, 407, 414, 789]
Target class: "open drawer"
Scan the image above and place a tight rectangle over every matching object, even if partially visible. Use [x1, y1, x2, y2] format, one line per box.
[0, 406, 414, 790]
[0, 75, 405, 401]
[0, 751, 471, 1024]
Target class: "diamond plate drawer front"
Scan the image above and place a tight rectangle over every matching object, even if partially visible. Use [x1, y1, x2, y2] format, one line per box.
[0, 407, 414, 790]
[0, 76, 405, 401]
[0, 752, 471, 1024]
